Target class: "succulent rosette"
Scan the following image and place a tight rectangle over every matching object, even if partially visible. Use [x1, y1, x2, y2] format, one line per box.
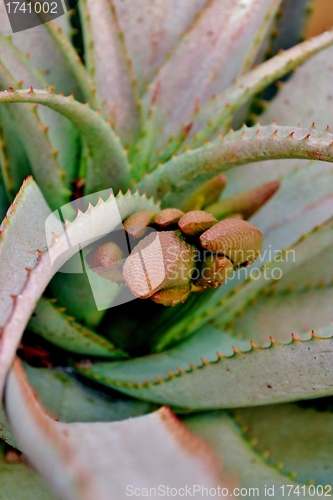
[0, 1, 333, 498]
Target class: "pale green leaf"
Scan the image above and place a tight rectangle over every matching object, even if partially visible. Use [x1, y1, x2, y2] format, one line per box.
[0, 442, 54, 500]
[137, 124, 333, 207]
[25, 364, 155, 423]
[79, 0, 140, 145]
[28, 298, 127, 358]
[5, 359, 224, 500]
[0, 88, 130, 194]
[112, 0, 207, 95]
[0, 187, 159, 397]
[234, 403, 333, 487]
[185, 410, 325, 499]
[141, 0, 282, 150]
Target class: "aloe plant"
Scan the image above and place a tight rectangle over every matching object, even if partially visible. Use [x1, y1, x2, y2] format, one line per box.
[1, 0, 333, 497]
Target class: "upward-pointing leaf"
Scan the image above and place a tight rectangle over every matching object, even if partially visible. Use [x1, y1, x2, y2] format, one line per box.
[141, 0, 281, 149]
[79, 0, 140, 146]
[112, 0, 207, 95]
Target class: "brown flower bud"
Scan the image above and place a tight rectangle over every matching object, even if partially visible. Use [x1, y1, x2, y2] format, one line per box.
[123, 210, 157, 239]
[178, 210, 217, 237]
[195, 254, 233, 288]
[200, 219, 263, 266]
[86, 242, 125, 283]
[150, 285, 191, 306]
[123, 230, 196, 298]
[154, 208, 184, 227]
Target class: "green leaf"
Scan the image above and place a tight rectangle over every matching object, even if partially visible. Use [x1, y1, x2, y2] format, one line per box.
[0, 5, 82, 98]
[74, 216, 333, 409]
[137, 124, 333, 207]
[262, 45, 333, 130]
[0, 404, 17, 448]
[0, 106, 31, 198]
[112, 0, 207, 95]
[233, 403, 333, 487]
[0, 66, 71, 209]
[140, 0, 282, 152]
[0, 88, 130, 195]
[184, 410, 325, 499]
[75, 324, 333, 410]
[28, 298, 127, 358]
[186, 29, 333, 148]
[0, 186, 159, 397]
[0, 178, 51, 385]
[5, 359, 224, 500]
[78, 0, 140, 146]
[40, 19, 100, 108]
[0, 441, 54, 499]
[0, 34, 80, 188]
[25, 364, 155, 423]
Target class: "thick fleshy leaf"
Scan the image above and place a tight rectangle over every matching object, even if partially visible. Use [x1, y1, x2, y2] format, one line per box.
[0, 404, 17, 447]
[146, 159, 333, 352]
[137, 124, 333, 207]
[262, 45, 333, 130]
[0, 34, 79, 187]
[113, 0, 207, 95]
[25, 364, 155, 423]
[74, 216, 333, 409]
[0, 105, 31, 198]
[0, 185, 159, 397]
[76, 324, 333, 410]
[234, 403, 333, 487]
[0, 88, 130, 194]
[0, 178, 51, 330]
[79, 0, 140, 145]
[28, 298, 127, 358]
[0, 3, 81, 98]
[186, 29, 333, 147]
[184, 410, 325, 499]
[226, 43, 333, 200]
[0, 67, 71, 208]
[141, 0, 282, 149]
[0, 441, 54, 499]
[0, 173, 9, 221]
[5, 359, 225, 500]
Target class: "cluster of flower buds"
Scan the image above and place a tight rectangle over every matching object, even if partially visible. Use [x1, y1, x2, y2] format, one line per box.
[86, 208, 263, 307]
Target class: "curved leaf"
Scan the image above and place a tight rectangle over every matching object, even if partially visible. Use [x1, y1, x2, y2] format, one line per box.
[0, 88, 130, 195]
[0, 65, 71, 208]
[234, 403, 333, 487]
[0, 34, 79, 188]
[28, 298, 127, 358]
[25, 364, 155, 423]
[186, 29, 333, 147]
[137, 124, 333, 207]
[0, 182, 159, 397]
[185, 410, 325, 499]
[76, 325, 333, 410]
[5, 358, 225, 500]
